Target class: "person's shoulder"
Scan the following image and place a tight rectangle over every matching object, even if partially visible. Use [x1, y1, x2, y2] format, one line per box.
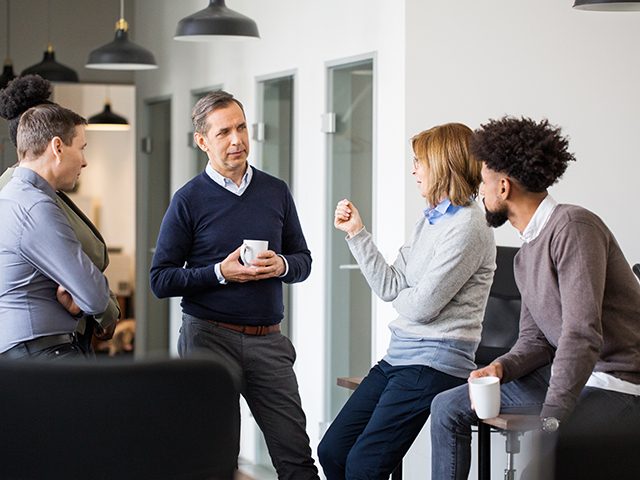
[251, 167, 288, 189]
[551, 204, 605, 229]
[174, 172, 212, 198]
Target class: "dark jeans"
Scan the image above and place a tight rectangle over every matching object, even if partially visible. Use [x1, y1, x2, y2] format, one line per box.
[179, 313, 319, 480]
[318, 360, 466, 480]
[430, 365, 640, 480]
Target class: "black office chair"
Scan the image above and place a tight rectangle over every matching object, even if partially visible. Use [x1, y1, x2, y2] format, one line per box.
[475, 245, 521, 367]
[474, 246, 524, 480]
[633, 263, 640, 282]
[0, 357, 239, 480]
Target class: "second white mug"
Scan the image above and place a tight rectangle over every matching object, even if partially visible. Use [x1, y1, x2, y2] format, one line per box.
[241, 239, 269, 265]
[468, 376, 501, 419]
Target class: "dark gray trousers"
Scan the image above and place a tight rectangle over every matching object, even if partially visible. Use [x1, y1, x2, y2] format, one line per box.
[179, 313, 319, 480]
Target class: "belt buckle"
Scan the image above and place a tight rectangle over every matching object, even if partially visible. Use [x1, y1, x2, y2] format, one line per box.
[256, 326, 265, 336]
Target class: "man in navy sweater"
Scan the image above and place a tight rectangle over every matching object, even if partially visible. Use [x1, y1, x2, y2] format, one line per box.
[150, 91, 317, 480]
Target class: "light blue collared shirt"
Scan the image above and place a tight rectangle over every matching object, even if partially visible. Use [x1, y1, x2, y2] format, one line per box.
[423, 198, 462, 225]
[205, 163, 289, 284]
[205, 162, 253, 196]
[0, 167, 110, 353]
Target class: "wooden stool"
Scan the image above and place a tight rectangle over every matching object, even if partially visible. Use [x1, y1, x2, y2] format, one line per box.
[336, 377, 403, 480]
[478, 414, 541, 480]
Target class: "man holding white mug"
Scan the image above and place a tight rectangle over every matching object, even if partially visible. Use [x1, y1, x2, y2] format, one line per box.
[150, 91, 317, 480]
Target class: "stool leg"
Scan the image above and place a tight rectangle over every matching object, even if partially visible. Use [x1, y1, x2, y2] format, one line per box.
[503, 431, 521, 480]
[478, 422, 491, 480]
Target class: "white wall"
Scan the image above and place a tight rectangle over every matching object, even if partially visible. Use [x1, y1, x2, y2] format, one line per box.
[133, 0, 406, 470]
[405, 0, 640, 264]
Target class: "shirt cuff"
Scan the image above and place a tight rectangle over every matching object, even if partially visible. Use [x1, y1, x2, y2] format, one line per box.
[214, 262, 227, 285]
[278, 254, 289, 278]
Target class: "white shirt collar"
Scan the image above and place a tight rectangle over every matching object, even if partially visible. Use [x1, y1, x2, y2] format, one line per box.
[518, 194, 558, 243]
[205, 162, 253, 196]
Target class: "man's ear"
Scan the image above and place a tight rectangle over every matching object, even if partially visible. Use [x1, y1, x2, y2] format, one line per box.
[499, 177, 511, 199]
[51, 137, 64, 161]
[194, 132, 207, 152]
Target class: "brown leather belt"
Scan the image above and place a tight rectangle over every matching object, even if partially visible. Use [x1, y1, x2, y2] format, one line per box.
[209, 321, 280, 336]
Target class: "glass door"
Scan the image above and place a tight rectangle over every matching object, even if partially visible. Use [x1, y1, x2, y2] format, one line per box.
[326, 59, 374, 419]
[256, 75, 294, 338]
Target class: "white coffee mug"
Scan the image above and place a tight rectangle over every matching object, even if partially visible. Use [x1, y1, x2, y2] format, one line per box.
[468, 376, 501, 419]
[240, 239, 269, 265]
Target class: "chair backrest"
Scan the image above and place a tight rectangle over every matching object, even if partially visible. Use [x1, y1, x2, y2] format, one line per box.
[475, 246, 521, 367]
[633, 263, 640, 282]
[0, 357, 239, 480]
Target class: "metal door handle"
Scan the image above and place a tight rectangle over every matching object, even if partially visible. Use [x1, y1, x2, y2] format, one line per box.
[339, 264, 360, 270]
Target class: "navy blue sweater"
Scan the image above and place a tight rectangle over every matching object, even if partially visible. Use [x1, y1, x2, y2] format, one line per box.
[150, 168, 311, 325]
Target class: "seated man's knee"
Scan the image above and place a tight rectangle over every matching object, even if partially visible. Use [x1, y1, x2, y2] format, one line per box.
[431, 385, 467, 428]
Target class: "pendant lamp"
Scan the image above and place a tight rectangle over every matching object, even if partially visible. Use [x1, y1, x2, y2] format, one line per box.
[87, 89, 130, 131]
[174, 0, 260, 41]
[573, 0, 640, 10]
[86, 0, 157, 70]
[21, 0, 78, 82]
[0, 0, 16, 90]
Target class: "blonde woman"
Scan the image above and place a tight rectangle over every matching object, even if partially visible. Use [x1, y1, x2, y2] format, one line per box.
[318, 123, 496, 479]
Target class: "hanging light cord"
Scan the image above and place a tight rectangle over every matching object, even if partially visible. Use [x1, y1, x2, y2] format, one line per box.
[116, 0, 128, 31]
[47, 0, 51, 48]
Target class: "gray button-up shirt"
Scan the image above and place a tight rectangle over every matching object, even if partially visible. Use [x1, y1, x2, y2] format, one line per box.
[0, 167, 109, 353]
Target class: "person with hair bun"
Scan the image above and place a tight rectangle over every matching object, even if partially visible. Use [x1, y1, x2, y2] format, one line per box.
[0, 75, 118, 359]
[319, 123, 496, 479]
[429, 117, 640, 480]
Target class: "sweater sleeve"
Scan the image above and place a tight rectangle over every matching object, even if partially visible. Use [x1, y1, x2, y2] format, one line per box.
[346, 228, 409, 302]
[279, 188, 312, 284]
[149, 192, 220, 298]
[539, 220, 607, 420]
[496, 300, 555, 383]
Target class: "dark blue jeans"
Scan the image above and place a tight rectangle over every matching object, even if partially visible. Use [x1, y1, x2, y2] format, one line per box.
[318, 360, 465, 480]
[430, 365, 640, 480]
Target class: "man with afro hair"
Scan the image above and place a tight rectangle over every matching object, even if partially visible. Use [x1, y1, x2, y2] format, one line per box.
[429, 117, 640, 479]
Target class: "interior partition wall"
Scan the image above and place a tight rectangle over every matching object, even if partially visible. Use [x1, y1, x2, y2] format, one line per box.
[325, 58, 375, 420]
[135, 97, 171, 358]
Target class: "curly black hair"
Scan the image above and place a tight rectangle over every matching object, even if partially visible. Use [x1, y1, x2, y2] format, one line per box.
[469, 116, 576, 193]
[0, 75, 53, 146]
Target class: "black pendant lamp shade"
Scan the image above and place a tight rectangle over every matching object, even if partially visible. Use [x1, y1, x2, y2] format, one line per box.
[573, 0, 640, 10]
[87, 101, 130, 131]
[86, 19, 157, 70]
[0, 62, 16, 89]
[1, 0, 16, 89]
[21, 45, 79, 82]
[174, 0, 260, 41]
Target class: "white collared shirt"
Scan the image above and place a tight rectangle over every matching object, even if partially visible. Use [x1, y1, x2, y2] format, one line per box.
[518, 194, 558, 243]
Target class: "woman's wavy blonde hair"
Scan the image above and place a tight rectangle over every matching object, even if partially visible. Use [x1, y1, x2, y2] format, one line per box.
[411, 122, 481, 207]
